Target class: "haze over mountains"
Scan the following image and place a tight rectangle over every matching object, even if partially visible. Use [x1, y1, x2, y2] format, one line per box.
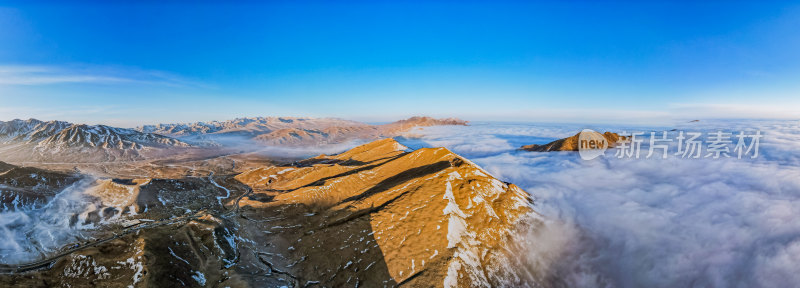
[136, 117, 366, 137]
[137, 116, 468, 146]
[0, 116, 467, 163]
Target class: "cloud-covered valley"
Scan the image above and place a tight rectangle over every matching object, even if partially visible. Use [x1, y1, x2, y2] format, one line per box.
[397, 120, 800, 287]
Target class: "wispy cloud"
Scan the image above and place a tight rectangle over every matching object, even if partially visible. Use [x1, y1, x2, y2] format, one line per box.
[0, 64, 208, 88]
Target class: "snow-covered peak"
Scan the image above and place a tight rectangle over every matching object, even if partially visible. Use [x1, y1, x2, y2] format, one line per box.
[37, 124, 191, 150]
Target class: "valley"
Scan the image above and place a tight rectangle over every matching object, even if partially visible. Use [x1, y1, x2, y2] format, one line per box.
[0, 137, 541, 287]
[0, 117, 544, 287]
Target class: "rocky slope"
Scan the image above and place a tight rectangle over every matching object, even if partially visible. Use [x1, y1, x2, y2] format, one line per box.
[0, 161, 81, 211]
[0, 119, 192, 163]
[234, 138, 537, 287]
[0, 138, 540, 287]
[37, 124, 190, 150]
[0, 119, 72, 143]
[520, 131, 622, 152]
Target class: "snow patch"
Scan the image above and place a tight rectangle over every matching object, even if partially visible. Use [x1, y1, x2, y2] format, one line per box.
[191, 271, 207, 286]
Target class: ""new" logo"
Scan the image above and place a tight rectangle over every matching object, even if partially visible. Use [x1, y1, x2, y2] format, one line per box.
[578, 129, 609, 160]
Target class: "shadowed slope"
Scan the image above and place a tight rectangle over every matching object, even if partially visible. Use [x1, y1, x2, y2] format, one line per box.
[0, 138, 539, 287]
[236, 138, 540, 287]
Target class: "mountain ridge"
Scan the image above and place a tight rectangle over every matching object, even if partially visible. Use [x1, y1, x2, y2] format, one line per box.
[138, 116, 468, 146]
[234, 138, 537, 287]
[136, 116, 367, 137]
[0, 116, 467, 163]
[0, 138, 540, 287]
[0, 118, 193, 162]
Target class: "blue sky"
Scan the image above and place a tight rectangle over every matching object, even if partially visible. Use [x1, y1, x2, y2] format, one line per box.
[1, 1, 799, 127]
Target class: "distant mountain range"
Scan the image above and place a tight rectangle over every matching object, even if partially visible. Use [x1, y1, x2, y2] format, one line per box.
[0, 119, 191, 149]
[136, 116, 366, 137]
[137, 116, 467, 145]
[0, 116, 467, 163]
[0, 119, 193, 162]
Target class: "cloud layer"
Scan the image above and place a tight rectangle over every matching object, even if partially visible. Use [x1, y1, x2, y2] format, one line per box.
[397, 119, 800, 287]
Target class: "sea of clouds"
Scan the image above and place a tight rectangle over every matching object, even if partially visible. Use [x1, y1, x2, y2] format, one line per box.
[397, 120, 800, 288]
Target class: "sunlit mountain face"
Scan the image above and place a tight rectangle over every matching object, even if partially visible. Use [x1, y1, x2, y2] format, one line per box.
[2, 1, 800, 287]
[1, 117, 798, 287]
[0, 130, 540, 287]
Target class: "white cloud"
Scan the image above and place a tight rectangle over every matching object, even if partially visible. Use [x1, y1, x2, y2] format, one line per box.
[0, 64, 206, 88]
[398, 119, 800, 287]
